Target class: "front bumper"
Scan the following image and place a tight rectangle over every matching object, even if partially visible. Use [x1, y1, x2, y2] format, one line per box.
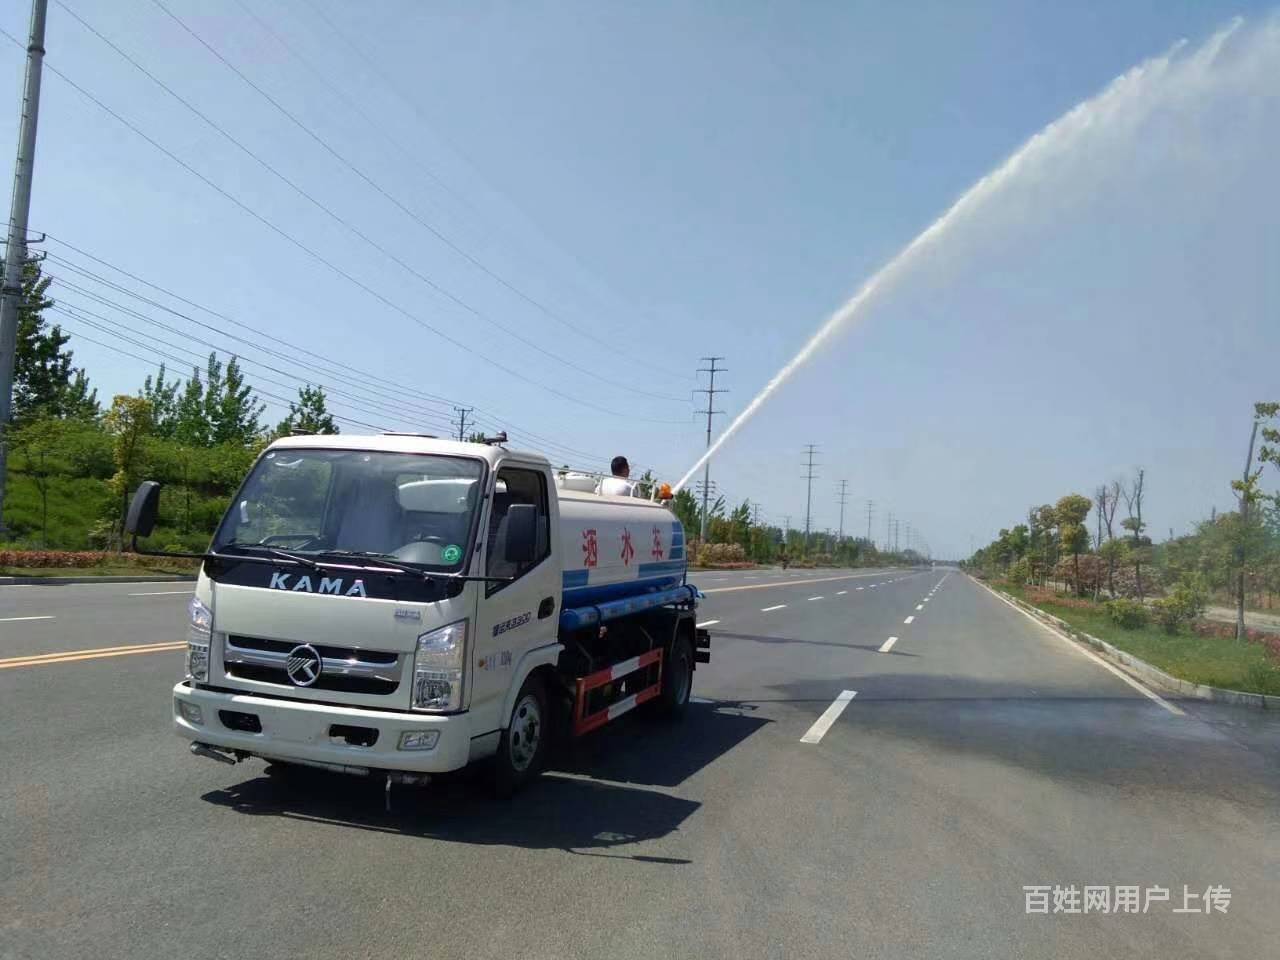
[172, 682, 473, 773]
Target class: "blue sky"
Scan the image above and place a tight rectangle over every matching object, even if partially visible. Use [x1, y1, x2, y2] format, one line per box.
[2, 0, 1277, 558]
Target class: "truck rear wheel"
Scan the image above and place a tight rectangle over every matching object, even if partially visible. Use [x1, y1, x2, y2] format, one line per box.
[654, 633, 693, 720]
[494, 674, 549, 797]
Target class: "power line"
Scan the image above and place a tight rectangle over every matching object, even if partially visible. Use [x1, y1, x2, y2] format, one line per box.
[53, 316, 388, 432]
[227, 0, 684, 384]
[44, 274, 461, 432]
[295, 0, 691, 382]
[0, 27, 687, 425]
[54, 1, 685, 406]
[35, 235, 612, 466]
[49, 302, 436, 434]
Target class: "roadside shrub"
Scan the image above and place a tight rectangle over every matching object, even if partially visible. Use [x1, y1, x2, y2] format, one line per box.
[698, 542, 748, 565]
[1006, 559, 1031, 586]
[1106, 598, 1149, 629]
[1150, 576, 1210, 634]
[1242, 663, 1280, 696]
[1054, 554, 1104, 594]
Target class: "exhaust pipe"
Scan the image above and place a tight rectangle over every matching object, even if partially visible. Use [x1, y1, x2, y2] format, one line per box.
[190, 742, 239, 765]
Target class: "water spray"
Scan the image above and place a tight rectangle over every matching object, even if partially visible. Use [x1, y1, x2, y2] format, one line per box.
[673, 16, 1258, 493]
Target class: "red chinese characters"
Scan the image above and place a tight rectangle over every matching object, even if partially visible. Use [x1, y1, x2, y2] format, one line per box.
[651, 525, 664, 560]
[582, 528, 598, 568]
[620, 527, 636, 566]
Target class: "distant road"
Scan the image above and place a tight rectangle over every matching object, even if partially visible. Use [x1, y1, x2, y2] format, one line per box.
[2, 569, 1277, 959]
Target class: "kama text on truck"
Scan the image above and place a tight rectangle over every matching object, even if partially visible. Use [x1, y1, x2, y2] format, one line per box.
[125, 433, 710, 796]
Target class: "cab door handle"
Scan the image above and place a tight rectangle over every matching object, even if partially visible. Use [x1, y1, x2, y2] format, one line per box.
[538, 597, 555, 619]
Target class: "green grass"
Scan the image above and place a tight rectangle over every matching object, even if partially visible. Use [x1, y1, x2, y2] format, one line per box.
[1000, 582, 1280, 697]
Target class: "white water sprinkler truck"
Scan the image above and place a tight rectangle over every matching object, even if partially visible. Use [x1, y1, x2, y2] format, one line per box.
[125, 433, 709, 796]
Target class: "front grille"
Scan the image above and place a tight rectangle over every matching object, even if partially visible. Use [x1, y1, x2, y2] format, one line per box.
[223, 635, 401, 695]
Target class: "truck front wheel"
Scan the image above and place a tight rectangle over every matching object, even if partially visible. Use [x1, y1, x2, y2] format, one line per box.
[494, 674, 549, 797]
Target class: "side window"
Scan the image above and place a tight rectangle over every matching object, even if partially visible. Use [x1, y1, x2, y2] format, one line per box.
[486, 467, 550, 593]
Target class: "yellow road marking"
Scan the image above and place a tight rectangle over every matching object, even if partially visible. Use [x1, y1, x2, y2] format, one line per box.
[0, 641, 185, 670]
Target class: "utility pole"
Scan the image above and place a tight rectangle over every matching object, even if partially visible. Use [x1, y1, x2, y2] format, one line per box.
[0, 0, 48, 534]
[450, 406, 473, 442]
[782, 515, 791, 545]
[836, 479, 849, 547]
[886, 511, 893, 552]
[802, 444, 818, 555]
[694, 357, 726, 543]
[866, 499, 874, 545]
[750, 501, 762, 527]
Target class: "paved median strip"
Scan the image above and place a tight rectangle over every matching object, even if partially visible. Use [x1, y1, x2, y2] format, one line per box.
[800, 690, 857, 743]
[0, 641, 185, 670]
[878, 636, 898, 653]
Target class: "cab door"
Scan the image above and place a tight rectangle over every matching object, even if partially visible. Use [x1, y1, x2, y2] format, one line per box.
[469, 463, 559, 736]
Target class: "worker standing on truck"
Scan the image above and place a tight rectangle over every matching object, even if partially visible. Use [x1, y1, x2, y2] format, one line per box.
[600, 455, 635, 496]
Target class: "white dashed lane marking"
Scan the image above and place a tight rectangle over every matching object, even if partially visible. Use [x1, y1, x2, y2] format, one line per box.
[878, 636, 898, 653]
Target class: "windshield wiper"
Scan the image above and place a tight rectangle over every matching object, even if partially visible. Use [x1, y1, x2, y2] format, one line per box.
[220, 542, 324, 572]
[319, 550, 513, 583]
[319, 550, 428, 576]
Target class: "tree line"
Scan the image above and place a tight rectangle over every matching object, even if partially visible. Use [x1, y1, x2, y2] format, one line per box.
[1, 257, 338, 550]
[966, 409, 1280, 638]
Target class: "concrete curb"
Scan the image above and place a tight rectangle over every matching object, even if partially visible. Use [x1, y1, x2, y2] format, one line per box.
[973, 576, 1280, 710]
[0, 574, 197, 586]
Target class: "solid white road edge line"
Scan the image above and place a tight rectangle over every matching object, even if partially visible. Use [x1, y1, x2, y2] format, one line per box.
[761, 604, 787, 612]
[878, 636, 898, 653]
[129, 590, 193, 596]
[696, 620, 720, 628]
[903, 615, 915, 624]
[976, 578, 1185, 717]
[0, 615, 56, 622]
[800, 690, 857, 744]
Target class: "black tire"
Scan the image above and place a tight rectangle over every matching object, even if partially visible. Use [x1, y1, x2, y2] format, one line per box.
[494, 674, 549, 798]
[655, 633, 694, 720]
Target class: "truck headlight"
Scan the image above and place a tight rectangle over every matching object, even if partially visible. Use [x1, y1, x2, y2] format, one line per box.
[411, 620, 466, 712]
[187, 595, 212, 682]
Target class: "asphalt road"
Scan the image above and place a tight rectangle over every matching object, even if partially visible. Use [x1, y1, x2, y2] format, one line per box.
[2, 567, 1278, 959]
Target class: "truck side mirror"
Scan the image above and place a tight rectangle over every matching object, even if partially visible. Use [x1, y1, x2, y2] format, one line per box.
[126, 481, 162, 538]
[504, 504, 538, 564]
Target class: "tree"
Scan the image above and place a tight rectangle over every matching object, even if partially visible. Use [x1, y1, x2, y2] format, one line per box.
[2, 256, 98, 423]
[141, 364, 182, 438]
[174, 365, 208, 446]
[1237, 403, 1280, 637]
[275, 384, 338, 436]
[208, 355, 263, 445]
[1055, 493, 1092, 596]
[1120, 469, 1148, 599]
[670, 487, 699, 537]
[103, 395, 154, 550]
[9, 418, 61, 545]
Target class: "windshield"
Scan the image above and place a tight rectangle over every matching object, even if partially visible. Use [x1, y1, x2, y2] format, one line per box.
[212, 448, 485, 570]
